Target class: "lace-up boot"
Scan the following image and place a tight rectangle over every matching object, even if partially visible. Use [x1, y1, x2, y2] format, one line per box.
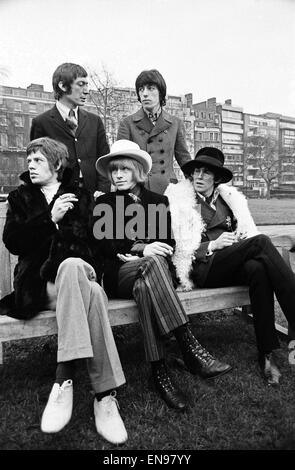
[152, 360, 187, 411]
[175, 325, 232, 379]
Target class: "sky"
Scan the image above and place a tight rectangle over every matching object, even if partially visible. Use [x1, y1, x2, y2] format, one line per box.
[0, 0, 294, 116]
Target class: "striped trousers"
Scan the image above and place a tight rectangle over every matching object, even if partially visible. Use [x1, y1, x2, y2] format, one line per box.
[118, 255, 188, 361]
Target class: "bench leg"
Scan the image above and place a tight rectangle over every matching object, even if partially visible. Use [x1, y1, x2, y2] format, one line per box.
[0, 342, 3, 365]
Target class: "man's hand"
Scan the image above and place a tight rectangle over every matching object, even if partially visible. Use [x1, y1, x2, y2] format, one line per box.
[51, 193, 78, 224]
[211, 232, 237, 251]
[143, 242, 173, 257]
[94, 190, 105, 200]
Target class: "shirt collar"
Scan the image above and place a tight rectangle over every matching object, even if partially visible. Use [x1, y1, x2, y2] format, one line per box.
[197, 187, 220, 210]
[143, 105, 162, 125]
[56, 101, 78, 122]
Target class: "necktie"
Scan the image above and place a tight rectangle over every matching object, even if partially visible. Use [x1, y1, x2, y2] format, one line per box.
[66, 109, 78, 134]
[148, 112, 158, 125]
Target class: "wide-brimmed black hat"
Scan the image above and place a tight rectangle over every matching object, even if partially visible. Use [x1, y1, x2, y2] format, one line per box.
[181, 147, 233, 184]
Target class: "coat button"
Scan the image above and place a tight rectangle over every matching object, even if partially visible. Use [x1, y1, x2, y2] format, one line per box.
[160, 160, 164, 164]
[161, 170, 165, 174]
[147, 138, 152, 144]
[74, 138, 78, 142]
[164, 130, 168, 134]
[78, 158, 81, 163]
[159, 138, 163, 142]
[160, 149, 164, 153]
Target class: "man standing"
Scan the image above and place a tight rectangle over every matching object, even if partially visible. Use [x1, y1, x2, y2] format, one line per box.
[117, 69, 192, 195]
[30, 63, 110, 193]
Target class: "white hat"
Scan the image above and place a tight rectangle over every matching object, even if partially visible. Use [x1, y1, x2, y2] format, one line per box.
[95, 140, 152, 178]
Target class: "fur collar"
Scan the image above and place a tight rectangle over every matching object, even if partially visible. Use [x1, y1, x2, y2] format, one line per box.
[165, 180, 259, 291]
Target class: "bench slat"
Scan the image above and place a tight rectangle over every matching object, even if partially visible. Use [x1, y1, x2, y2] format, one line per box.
[0, 286, 250, 343]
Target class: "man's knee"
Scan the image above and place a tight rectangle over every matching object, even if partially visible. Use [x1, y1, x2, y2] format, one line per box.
[253, 234, 272, 246]
[58, 257, 85, 272]
[244, 259, 267, 280]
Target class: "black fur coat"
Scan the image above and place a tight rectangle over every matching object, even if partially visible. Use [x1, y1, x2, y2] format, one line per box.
[0, 169, 100, 319]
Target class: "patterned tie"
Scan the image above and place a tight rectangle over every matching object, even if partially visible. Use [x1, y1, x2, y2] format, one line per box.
[148, 112, 158, 125]
[66, 109, 78, 134]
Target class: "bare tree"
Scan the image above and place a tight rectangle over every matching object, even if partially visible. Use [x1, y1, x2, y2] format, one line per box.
[244, 135, 279, 199]
[88, 65, 136, 144]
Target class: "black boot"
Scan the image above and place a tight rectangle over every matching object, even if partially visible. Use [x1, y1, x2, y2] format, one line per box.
[152, 360, 187, 411]
[174, 324, 232, 379]
[258, 352, 281, 386]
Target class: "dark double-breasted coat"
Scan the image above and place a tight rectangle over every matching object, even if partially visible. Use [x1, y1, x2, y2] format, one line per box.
[0, 169, 100, 320]
[93, 186, 174, 297]
[117, 108, 192, 194]
[30, 105, 110, 193]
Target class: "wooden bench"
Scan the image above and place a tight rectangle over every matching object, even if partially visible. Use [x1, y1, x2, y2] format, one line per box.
[1, 202, 295, 365]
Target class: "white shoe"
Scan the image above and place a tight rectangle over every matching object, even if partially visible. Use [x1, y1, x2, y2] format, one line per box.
[41, 380, 73, 433]
[94, 391, 128, 445]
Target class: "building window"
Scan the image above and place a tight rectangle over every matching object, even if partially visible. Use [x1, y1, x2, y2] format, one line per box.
[14, 101, 22, 111]
[0, 133, 8, 147]
[0, 115, 8, 126]
[29, 102, 37, 113]
[16, 134, 24, 148]
[8, 135, 16, 147]
[15, 115, 24, 127]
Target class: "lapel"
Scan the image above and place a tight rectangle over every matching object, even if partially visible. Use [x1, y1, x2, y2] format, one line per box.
[50, 105, 74, 137]
[76, 108, 87, 137]
[205, 197, 232, 229]
[149, 110, 172, 138]
[133, 108, 154, 134]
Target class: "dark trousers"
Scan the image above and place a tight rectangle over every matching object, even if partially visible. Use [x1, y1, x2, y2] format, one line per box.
[199, 234, 295, 354]
[117, 255, 188, 361]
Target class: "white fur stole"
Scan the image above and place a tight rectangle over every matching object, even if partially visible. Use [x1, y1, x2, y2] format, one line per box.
[165, 180, 259, 291]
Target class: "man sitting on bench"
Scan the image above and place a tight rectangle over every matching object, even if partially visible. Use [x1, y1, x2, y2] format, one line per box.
[0, 137, 127, 445]
[165, 146, 295, 386]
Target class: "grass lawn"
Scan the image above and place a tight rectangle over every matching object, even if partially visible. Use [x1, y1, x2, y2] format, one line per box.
[1, 312, 295, 451]
[248, 198, 295, 225]
[1, 198, 295, 451]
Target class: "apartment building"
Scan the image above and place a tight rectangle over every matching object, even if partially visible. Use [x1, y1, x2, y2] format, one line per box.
[193, 98, 244, 187]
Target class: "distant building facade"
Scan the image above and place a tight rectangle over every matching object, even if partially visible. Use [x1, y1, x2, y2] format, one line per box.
[1, 82, 295, 196]
[0, 83, 193, 191]
[193, 98, 244, 187]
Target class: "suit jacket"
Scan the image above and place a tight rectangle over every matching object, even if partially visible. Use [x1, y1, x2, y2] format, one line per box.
[0, 169, 101, 320]
[93, 186, 174, 297]
[117, 108, 192, 194]
[190, 196, 237, 287]
[30, 105, 110, 193]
